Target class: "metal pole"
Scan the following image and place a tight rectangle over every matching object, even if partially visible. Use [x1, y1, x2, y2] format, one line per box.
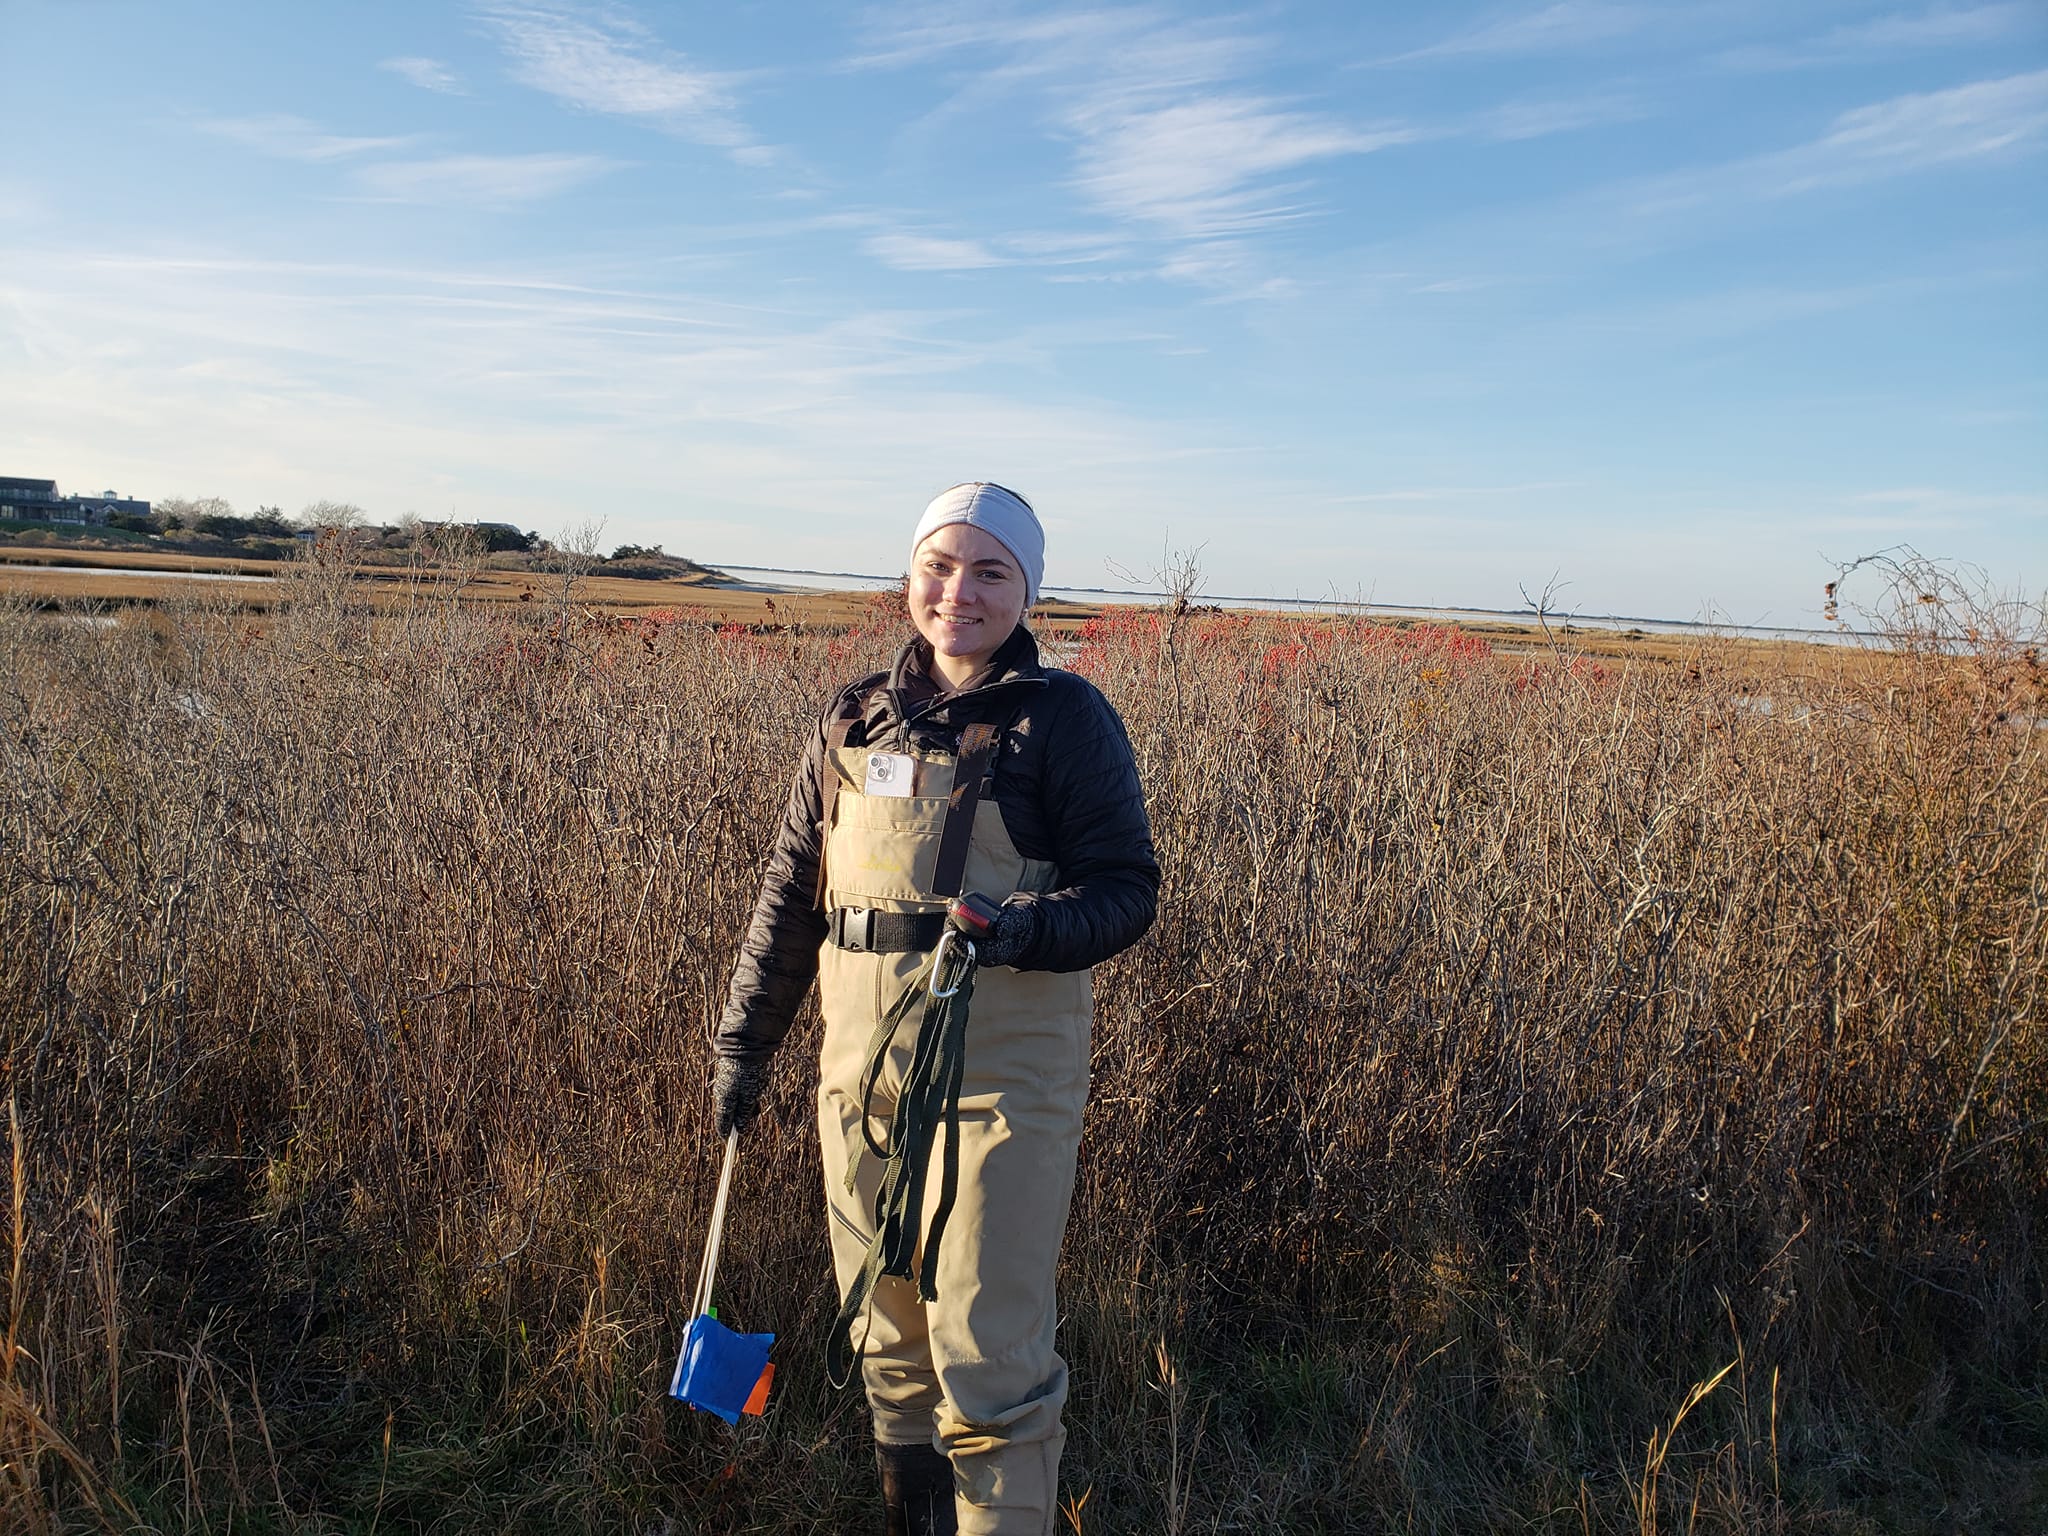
[692, 1128, 740, 1321]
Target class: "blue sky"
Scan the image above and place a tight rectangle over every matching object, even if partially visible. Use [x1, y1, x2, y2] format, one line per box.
[4, 1, 2044, 623]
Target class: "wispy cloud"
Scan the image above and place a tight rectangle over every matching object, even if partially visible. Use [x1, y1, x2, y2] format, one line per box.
[859, 223, 1131, 274]
[1000, 229, 1130, 263]
[350, 153, 619, 206]
[859, 4, 1637, 260]
[1718, 4, 2044, 72]
[1071, 95, 1408, 237]
[864, 233, 1007, 271]
[1475, 93, 1646, 141]
[1628, 69, 2048, 212]
[1375, 2, 1655, 65]
[1793, 69, 2048, 179]
[1155, 240, 1276, 292]
[474, 2, 757, 156]
[380, 55, 466, 94]
[845, 5, 1243, 81]
[852, 6, 1393, 285]
[198, 114, 415, 162]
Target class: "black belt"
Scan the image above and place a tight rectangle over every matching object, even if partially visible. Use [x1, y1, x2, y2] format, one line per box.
[828, 907, 947, 954]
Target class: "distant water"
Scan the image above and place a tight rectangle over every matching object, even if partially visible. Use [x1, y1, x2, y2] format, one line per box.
[6, 563, 276, 583]
[714, 566, 1852, 646]
[3, 558, 1855, 645]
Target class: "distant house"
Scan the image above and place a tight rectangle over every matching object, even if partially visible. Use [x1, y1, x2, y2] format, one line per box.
[64, 490, 151, 523]
[0, 475, 150, 525]
[0, 477, 65, 520]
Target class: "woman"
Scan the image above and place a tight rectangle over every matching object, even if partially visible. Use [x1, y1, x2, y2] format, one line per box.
[711, 483, 1158, 1535]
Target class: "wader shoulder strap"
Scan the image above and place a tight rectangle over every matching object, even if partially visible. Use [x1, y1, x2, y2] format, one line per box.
[930, 721, 999, 899]
[814, 715, 861, 909]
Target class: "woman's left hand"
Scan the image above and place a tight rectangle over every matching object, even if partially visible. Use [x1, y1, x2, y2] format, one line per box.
[975, 902, 1039, 969]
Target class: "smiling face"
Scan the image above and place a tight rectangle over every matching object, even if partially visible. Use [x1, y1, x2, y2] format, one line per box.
[909, 521, 1029, 689]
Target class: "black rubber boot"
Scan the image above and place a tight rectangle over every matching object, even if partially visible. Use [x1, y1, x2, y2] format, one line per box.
[877, 1442, 957, 1536]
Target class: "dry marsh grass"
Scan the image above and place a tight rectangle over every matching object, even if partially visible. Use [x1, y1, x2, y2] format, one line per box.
[2, 537, 1814, 661]
[1, 546, 2043, 1533]
[0, 541, 871, 628]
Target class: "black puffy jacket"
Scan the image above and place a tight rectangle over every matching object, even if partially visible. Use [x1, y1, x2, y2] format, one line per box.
[714, 625, 1158, 1065]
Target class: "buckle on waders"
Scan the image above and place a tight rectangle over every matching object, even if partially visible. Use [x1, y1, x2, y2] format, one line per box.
[832, 906, 876, 952]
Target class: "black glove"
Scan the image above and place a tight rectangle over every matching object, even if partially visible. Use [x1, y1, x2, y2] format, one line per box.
[712, 1056, 769, 1138]
[973, 901, 1038, 969]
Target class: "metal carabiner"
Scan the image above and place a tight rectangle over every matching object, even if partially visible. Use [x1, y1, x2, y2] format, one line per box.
[928, 929, 975, 998]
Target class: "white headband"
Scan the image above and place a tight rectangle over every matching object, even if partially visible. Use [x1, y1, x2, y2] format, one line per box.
[911, 482, 1044, 605]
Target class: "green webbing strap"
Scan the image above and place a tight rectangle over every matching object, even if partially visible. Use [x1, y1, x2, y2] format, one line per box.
[825, 935, 977, 1391]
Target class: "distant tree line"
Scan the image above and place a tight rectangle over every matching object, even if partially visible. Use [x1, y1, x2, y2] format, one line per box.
[74, 496, 705, 575]
[6, 490, 717, 578]
[144, 496, 295, 540]
[137, 497, 545, 558]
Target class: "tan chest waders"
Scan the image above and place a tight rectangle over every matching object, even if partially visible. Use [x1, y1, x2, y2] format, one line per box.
[815, 724, 1091, 1535]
